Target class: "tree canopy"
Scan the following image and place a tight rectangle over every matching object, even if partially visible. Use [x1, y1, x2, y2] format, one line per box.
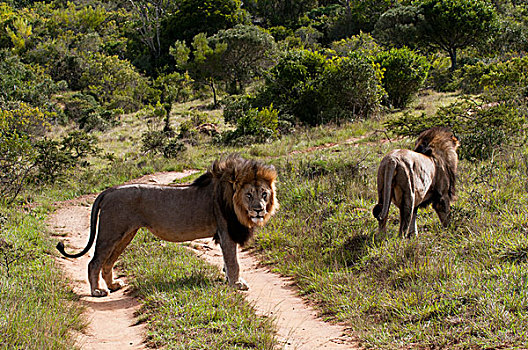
[415, 0, 497, 70]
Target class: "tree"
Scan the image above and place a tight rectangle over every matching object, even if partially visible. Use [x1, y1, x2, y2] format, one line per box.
[374, 5, 422, 48]
[208, 25, 277, 94]
[153, 71, 193, 132]
[327, 0, 393, 42]
[415, 0, 496, 70]
[252, 0, 318, 27]
[127, 0, 173, 65]
[171, 33, 227, 106]
[160, 0, 248, 48]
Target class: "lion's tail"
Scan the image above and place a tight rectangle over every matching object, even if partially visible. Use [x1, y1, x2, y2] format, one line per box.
[373, 159, 396, 221]
[56, 189, 109, 258]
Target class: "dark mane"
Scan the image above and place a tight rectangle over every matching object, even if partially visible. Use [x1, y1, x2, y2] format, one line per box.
[191, 154, 276, 246]
[190, 172, 213, 188]
[414, 127, 459, 202]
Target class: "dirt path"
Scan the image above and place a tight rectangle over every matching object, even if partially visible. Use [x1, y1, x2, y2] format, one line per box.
[191, 240, 359, 349]
[48, 170, 360, 349]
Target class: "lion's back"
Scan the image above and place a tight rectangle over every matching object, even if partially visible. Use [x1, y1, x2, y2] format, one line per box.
[98, 184, 218, 242]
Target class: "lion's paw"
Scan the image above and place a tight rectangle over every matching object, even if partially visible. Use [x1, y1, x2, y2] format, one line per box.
[108, 279, 126, 292]
[91, 288, 109, 297]
[234, 278, 249, 291]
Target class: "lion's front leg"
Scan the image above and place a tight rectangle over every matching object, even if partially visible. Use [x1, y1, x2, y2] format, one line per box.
[218, 230, 249, 291]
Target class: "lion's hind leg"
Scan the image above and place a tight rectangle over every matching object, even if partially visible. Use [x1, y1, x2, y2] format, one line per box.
[398, 193, 415, 238]
[88, 219, 136, 297]
[101, 229, 138, 292]
[88, 253, 110, 297]
[408, 207, 419, 237]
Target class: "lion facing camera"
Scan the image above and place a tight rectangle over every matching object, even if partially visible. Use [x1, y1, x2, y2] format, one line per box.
[372, 127, 459, 237]
[57, 154, 279, 297]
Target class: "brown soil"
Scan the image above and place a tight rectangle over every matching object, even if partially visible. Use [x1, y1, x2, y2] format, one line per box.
[48, 169, 361, 349]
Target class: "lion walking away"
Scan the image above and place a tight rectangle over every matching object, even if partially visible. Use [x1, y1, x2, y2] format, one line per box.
[56, 154, 279, 297]
[372, 127, 460, 237]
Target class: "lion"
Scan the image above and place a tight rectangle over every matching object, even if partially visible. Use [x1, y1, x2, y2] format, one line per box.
[372, 127, 459, 237]
[56, 155, 279, 297]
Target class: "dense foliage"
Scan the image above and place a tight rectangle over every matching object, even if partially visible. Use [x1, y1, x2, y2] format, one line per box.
[375, 47, 430, 108]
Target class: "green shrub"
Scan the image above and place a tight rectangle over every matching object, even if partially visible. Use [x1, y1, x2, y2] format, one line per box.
[453, 61, 491, 94]
[426, 56, 455, 92]
[79, 52, 150, 112]
[222, 104, 280, 144]
[0, 49, 59, 108]
[330, 32, 382, 57]
[316, 52, 384, 123]
[0, 103, 51, 204]
[480, 56, 528, 102]
[259, 49, 383, 125]
[375, 47, 430, 108]
[141, 130, 186, 158]
[33, 130, 100, 183]
[58, 92, 121, 131]
[263, 49, 327, 112]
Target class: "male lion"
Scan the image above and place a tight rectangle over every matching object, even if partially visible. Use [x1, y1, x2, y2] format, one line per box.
[57, 155, 278, 297]
[372, 127, 459, 237]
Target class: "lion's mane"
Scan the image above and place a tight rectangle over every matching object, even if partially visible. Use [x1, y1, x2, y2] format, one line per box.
[414, 126, 459, 203]
[192, 154, 278, 246]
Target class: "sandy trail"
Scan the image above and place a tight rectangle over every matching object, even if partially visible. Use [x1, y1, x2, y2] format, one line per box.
[191, 240, 358, 349]
[48, 170, 360, 349]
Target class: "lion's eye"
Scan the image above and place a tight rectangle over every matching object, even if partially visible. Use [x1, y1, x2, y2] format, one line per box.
[246, 193, 253, 199]
[262, 192, 267, 199]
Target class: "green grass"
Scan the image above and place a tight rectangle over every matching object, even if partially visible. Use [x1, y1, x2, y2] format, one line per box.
[252, 141, 528, 348]
[0, 207, 85, 349]
[9, 89, 522, 349]
[119, 230, 277, 349]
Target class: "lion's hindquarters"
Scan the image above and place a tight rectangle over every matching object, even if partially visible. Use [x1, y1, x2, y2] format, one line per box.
[374, 151, 436, 237]
[88, 185, 219, 297]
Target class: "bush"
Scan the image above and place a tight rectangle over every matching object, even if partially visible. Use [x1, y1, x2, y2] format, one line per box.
[330, 32, 382, 57]
[58, 92, 121, 131]
[33, 130, 100, 183]
[141, 130, 186, 158]
[453, 61, 491, 94]
[480, 57, 528, 102]
[426, 56, 455, 92]
[0, 103, 50, 204]
[222, 94, 255, 125]
[258, 49, 384, 125]
[316, 52, 384, 123]
[0, 49, 59, 108]
[79, 52, 151, 112]
[375, 47, 430, 108]
[221, 104, 280, 145]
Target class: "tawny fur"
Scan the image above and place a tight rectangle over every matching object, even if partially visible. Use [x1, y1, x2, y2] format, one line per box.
[56, 154, 278, 297]
[372, 127, 459, 237]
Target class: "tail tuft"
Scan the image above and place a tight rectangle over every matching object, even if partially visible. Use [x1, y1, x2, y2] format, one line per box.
[56, 241, 66, 255]
[372, 204, 382, 220]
